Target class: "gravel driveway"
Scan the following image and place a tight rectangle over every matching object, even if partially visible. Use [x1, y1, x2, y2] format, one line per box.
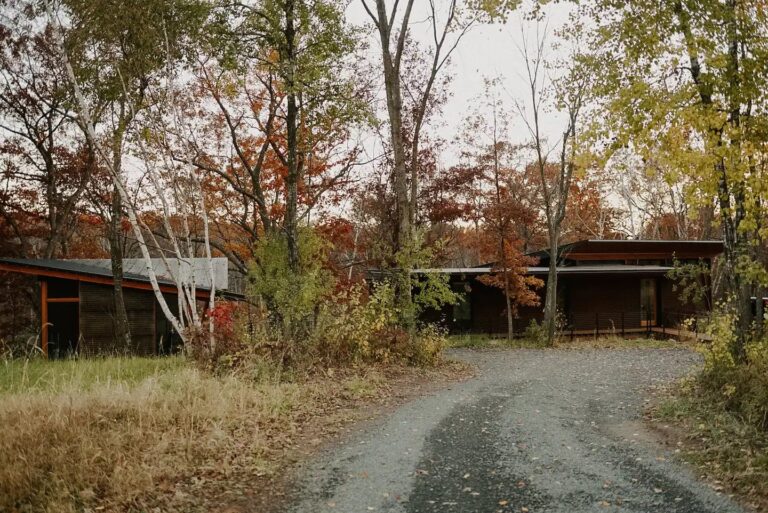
[286, 348, 745, 513]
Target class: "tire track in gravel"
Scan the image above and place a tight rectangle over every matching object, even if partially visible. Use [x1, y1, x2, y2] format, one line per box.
[285, 349, 746, 513]
[406, 392, 552, 512]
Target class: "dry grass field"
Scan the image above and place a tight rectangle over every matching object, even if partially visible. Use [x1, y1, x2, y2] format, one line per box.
[0, 356, 466, 512]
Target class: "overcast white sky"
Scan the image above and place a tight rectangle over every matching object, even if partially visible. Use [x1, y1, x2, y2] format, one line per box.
[345, 0, 575, 166]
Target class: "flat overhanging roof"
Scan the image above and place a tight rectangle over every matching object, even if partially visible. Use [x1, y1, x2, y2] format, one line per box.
[0, 258, 245, 300]
[528, 239, 724, 260]
[411, 264, 674, 275]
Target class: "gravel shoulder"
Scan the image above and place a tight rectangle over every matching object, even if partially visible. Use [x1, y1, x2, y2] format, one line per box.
[285, 348, 746, 513]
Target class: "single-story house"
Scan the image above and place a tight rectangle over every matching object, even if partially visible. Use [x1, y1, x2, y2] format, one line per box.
[0, 257, 244, 358]
[417, 239, 723, 336]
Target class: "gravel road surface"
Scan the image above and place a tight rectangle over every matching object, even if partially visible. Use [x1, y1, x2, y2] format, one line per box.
[286, 348, 745, 513]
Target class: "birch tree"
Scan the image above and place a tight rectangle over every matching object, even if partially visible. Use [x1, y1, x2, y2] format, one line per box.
[46, 0, 218, 349]
[42, 0, 206, 349]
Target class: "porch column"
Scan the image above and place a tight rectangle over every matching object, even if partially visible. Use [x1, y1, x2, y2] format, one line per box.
[40, 280, 48, 357]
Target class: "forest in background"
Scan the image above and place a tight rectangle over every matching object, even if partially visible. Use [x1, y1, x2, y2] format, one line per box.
[0, 0, 765, 365]
[0, 1, 767, 510]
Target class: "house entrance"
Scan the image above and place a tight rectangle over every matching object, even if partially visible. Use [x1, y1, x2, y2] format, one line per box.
[640, 278, 657, 327]
[47, 302, 79, 358]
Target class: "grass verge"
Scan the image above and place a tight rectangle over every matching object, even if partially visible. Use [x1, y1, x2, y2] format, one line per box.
[649, 380, 768, 512]
[0, 356, 468, 513]
[448, 334, 687, 350]
[447, 334, 545, 349]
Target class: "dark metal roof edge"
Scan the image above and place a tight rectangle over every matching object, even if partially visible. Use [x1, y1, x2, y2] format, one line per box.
[0, 257, 211, 291]
[525, 239, 724, 258]
[410, 266, 674, 275]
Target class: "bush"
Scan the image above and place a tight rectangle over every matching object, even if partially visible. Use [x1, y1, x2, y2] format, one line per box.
[182, 300, 256, 372]
[522, 319, 547, 346]
[310, 282, 445, 366]
[312, 282, 396, 363]
[408, 324, 446, 366]
[249, 229, 334, 344]
[696, 311, 768, 432]
[237, 228, 451, 370]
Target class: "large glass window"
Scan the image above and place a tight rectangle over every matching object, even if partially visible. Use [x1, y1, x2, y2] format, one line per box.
[640, 278, 657, 326]
[452, 282, 471, 323]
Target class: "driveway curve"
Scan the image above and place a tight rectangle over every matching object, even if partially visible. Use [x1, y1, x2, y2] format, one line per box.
[286, 348, 745, 513]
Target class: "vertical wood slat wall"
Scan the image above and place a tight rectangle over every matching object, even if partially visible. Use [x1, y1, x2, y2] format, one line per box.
[40, 280, 48, 356]
[30, 273, 193, 357]
[79, 282, 157, 356]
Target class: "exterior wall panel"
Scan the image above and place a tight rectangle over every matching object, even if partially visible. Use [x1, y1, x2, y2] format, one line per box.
[565, 275, 643, 330]
[428, 273, 708, 335]
[80, 282, 157, 356]
[79, 282, 116, 355]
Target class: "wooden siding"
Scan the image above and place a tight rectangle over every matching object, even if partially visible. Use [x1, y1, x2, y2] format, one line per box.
[469, 281, 545, 334]
[659, 278, 708, 326]
[564, 275, 644, 330]
[79, 283, 156, 356]
[423, 273, 709, 335]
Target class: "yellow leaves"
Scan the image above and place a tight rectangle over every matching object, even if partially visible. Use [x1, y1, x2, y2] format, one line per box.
[141, 127, 152, 143]
[722, 383, 737, 399]
[701, 310, 738, 372]
[468, 0, 522, 22]
[745, 338, 768, 369]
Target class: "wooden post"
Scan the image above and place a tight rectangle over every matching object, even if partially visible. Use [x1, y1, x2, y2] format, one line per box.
[646, 310, 651, 335]
[153, 299, 158, 355]
[595, 312, 599, 338]
[621, 312, 625, 337]
[40, 280, 48, 358]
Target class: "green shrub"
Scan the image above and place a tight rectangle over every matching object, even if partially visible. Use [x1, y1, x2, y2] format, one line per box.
[696, 311, 768, 432]
[309, 282, 446, 366]
[237, 228, 452, 369]
[699, 308, 738, 376]
[522, 319, 547, 346]
[408, 324, 446, 366]
[311, 282, 398, 364]
[248, 228, 334, 342]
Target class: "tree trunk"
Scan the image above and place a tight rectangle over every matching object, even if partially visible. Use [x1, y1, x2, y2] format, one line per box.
[491, 126, 513, 342]
[755, 287, 766, 339]
[283, 0, 300, 273]
[108, 182, 131, 351]
[46, 3, 191, 347]
[374, 0, 413, 326]
[756, 242, 768, 338]
[543, 230, 559, 344]
[502, 262, 514, 342]
[675, 0, 752, 357]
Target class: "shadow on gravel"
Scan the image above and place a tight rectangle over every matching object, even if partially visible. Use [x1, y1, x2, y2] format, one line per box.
[285, 349, 746, 513]
[406, 393, 551, 513]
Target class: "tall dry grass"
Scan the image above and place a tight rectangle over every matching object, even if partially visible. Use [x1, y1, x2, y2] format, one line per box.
[0, 357, 304, 512]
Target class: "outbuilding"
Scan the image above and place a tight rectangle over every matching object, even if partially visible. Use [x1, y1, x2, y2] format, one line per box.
[0, 257, 243, 357]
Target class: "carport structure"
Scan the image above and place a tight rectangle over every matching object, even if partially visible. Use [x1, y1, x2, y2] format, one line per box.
[0, 257, 239, 357]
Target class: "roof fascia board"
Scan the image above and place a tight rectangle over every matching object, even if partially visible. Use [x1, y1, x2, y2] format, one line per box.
[0, 262, 211, 299]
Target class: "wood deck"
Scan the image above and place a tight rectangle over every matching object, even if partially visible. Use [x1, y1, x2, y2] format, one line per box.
[564, 326, 712, 342]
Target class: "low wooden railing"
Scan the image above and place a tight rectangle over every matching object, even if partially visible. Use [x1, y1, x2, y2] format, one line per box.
[564, 309, 711, 339]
